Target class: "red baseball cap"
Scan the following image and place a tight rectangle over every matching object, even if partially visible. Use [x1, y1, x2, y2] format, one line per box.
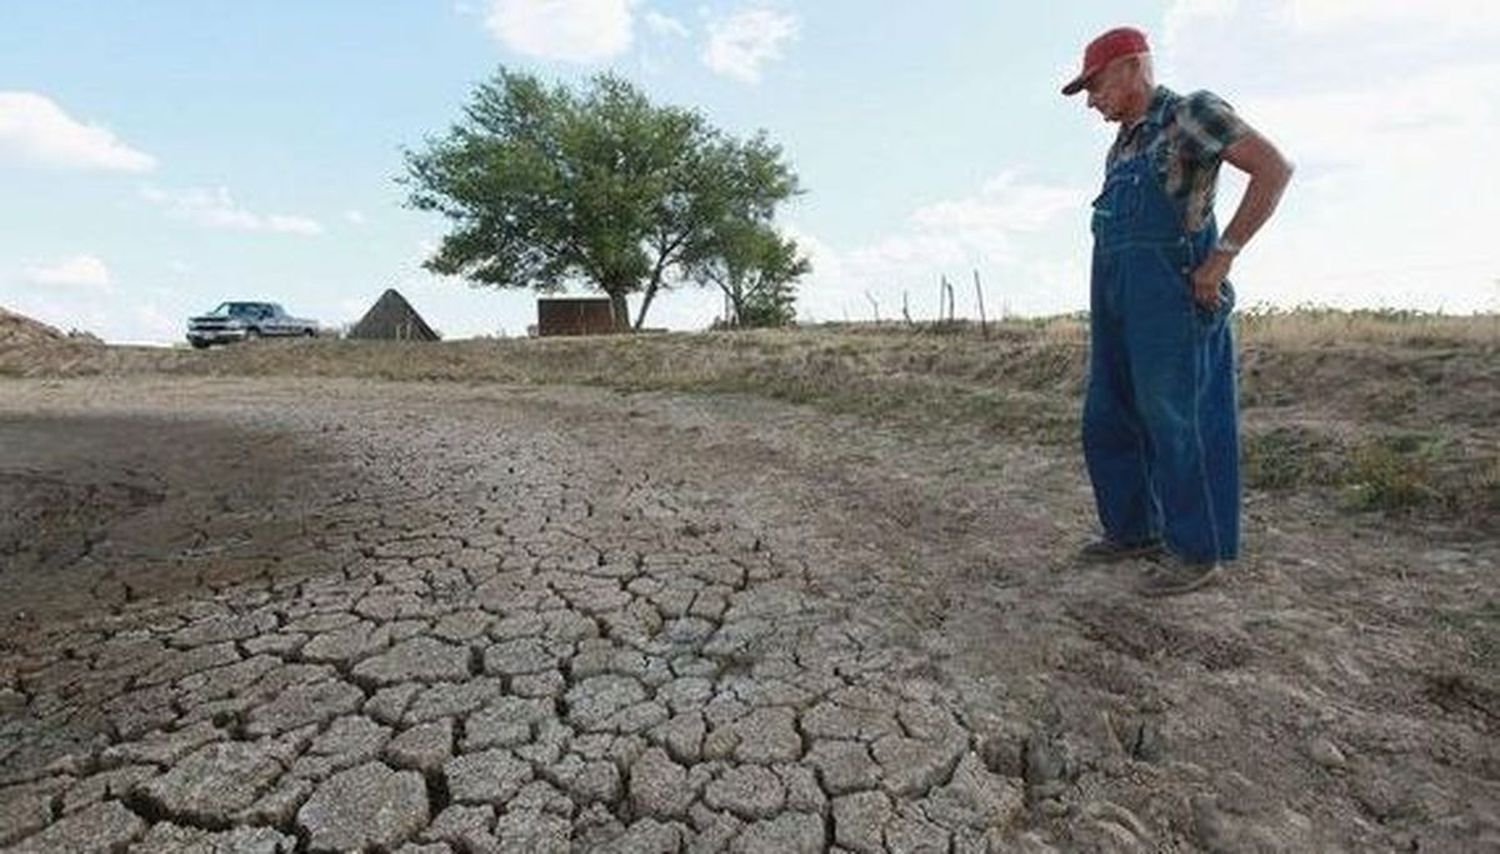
[1061, 26, 1150, 96]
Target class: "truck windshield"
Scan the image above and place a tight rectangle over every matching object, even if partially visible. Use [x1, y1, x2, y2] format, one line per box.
[207, 303, 265, 318]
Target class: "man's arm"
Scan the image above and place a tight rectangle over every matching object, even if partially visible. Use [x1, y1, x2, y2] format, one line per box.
[1191, 128, 1294, 309]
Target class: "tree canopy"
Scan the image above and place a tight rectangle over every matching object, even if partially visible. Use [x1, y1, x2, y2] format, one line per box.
[403, 68, 806, 330]
[686, 219, 809, 328]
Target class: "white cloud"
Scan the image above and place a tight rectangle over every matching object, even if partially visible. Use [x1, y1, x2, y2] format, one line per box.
[485, 0, 636, 62]
[1279, 0, 1499, 34]
[911, 174, 1085, 237]
[1165, 0, 1499, 53]
[791, 174, 1090, 323]
[1242, 62, 1498, 173]
[22, 254, 113, 290]
[0, 91, 156, 173]
[852, 174, 1085, 271]
[344, 210, 367, 225]
[141, 185, 324, 236]
[1162, 0, 1236, 52]
[702, 8, 799, 83]
[265, 215, 323, 235]
[644, 10, 688, 38]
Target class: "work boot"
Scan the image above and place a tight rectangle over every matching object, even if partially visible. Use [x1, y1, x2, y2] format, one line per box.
[1077, 538, 1163, 564]
[1138, 558, 1222, 597]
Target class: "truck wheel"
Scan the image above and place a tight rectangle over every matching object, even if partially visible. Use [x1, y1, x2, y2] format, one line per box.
[190, 340, 210, 350]
[304, 328, 316, 338]
[244, 328, 260, 341]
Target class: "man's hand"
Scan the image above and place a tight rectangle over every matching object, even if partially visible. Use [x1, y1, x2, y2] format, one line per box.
[1190, 250, 1233, 310]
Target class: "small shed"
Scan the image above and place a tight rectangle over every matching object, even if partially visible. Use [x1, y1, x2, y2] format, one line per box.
[537, 297, 619, 336]
[348, 289, 440, 341]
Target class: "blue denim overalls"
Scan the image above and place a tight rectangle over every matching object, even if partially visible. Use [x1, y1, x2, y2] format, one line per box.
[1082, 126, 1239, 564]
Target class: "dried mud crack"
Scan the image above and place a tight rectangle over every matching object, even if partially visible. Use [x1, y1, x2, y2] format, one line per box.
[0, 376, 1495, 852]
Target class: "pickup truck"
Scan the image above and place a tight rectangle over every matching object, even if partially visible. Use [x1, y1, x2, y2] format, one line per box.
[186, 301, 318, 349]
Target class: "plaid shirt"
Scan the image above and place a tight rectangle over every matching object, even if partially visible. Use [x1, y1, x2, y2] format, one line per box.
[1108, 85, 1250, 233]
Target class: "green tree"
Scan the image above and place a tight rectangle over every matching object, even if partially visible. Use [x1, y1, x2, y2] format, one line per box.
[688, 219, 810, 328]
[402, 68, 800, 330]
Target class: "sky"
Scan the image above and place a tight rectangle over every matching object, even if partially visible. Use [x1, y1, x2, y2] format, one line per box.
[2, 1, 1497, 344]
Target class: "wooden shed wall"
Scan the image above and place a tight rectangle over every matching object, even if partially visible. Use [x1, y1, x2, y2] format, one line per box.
[537, 298, 618, 336]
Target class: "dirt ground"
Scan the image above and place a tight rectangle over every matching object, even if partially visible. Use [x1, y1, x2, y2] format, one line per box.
[1, 373, 1496, 852]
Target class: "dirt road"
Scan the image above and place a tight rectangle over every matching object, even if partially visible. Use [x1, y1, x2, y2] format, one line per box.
[1, 376, 1495, 852]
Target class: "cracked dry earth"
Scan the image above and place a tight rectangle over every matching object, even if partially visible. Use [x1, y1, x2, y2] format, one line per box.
[1, 376, 1496, 853]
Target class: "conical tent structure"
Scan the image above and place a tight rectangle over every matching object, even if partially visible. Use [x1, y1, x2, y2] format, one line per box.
[348, 289, 440, 341]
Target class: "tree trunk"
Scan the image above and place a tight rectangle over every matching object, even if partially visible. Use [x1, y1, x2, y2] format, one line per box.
[634, 283, 659, 330]
[608, 290, 629, 332]
[720, 278, 745, 329]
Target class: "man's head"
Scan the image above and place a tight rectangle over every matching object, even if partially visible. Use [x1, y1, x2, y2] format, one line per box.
[1062, 27, 1156, 124]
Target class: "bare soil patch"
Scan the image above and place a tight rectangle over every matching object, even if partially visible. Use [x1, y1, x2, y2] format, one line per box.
[0, 317, 1496, 851]
[0, 412, 346, 626]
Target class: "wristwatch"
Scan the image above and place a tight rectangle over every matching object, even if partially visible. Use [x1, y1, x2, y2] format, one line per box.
[1214, 236, 1243, 256]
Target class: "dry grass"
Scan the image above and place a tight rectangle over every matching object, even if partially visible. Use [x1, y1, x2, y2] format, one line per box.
[3, 309, 1496, 524]
[4, 309, 1495, 386]
[1237, 305, 1500, 349]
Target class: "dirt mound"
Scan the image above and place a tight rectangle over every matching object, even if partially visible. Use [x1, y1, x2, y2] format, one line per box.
[0, 305, 69, 346]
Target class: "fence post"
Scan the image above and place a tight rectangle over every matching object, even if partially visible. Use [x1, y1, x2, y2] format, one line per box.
[973, 269, 988, 338]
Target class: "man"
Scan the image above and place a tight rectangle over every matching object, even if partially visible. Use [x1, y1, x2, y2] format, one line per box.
[1062, 27, 1293, 596]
